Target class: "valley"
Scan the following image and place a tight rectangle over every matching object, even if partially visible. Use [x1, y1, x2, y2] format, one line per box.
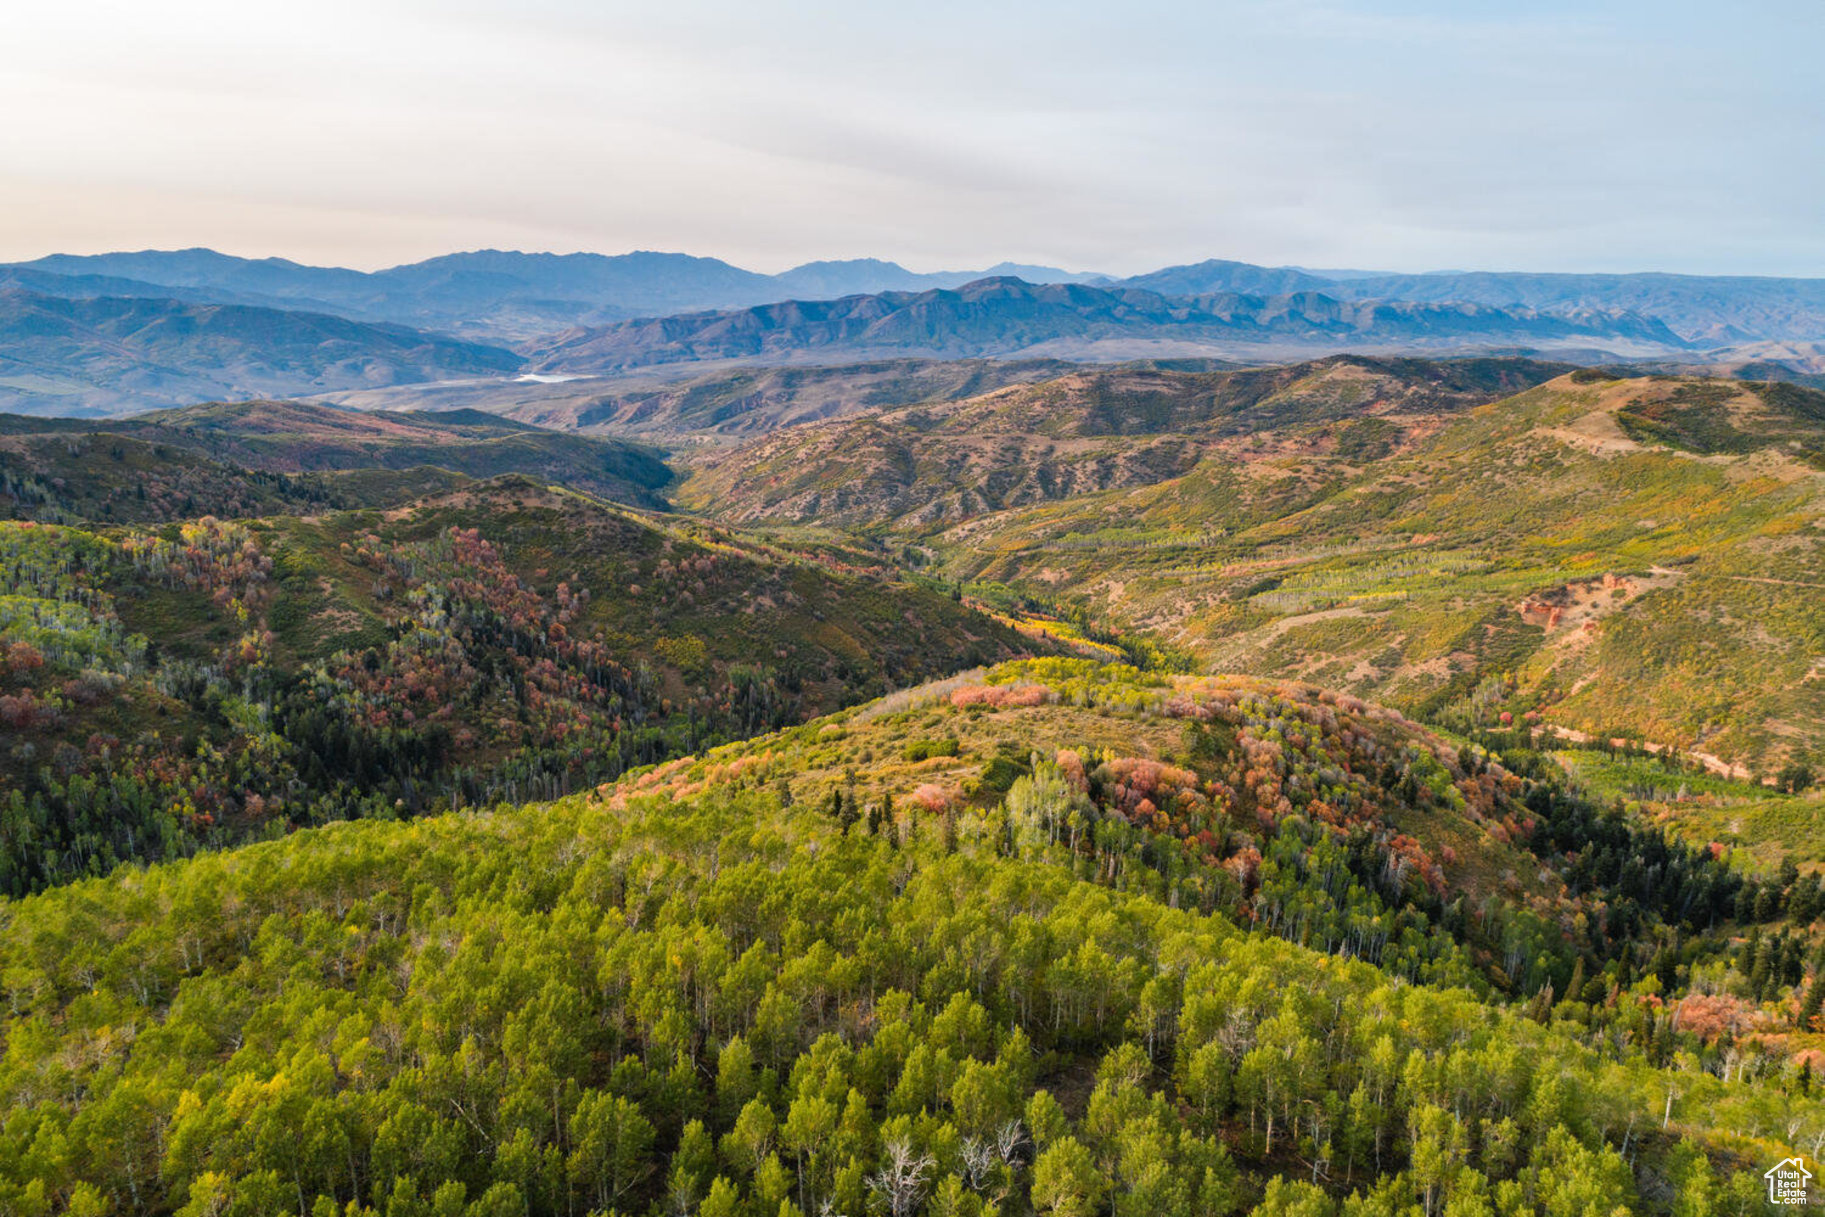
[0, 291, 1821, 1217]
[11, 2, 1825, 1210]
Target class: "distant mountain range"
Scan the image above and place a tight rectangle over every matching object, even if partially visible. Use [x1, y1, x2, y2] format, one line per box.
[524, 277, 1690, 374]
[0, 287, 521, 416]
[5, 246, 1825, 416]
[3, 249, 1107, 340]
[1135, 260, 1825, 344]
[12, 247, 1825, 346]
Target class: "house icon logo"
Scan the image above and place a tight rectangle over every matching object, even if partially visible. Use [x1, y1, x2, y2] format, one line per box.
[1766, 1156, 1813, 1205]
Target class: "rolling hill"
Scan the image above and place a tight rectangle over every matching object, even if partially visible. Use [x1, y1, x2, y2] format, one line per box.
[0, 477, 1047, 893]
[1, 310, 1823, 1216]
[11, 248, 378, 310]
[522, 359, 1095, 436]
[1330, 270, 1825, 345]
[0, 428, 470, 524]
[14, 248, 1825, 366]
[525, 278, 1690, 374]
[0, 400, 673, 521]
[71, 400, 672, 499]
[679, 368, 1825, 774]
[306, 358, 1099, 437]
[675, 356, 1572, 527]
[0, 658, 1813, 1216]
[0, 264, 249, 308]
[1117, 259, 1341, 298]
[11, 251, 1823, 422]
[944, 375, 1825, 773]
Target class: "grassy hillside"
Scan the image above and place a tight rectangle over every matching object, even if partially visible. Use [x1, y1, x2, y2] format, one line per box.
[0, 479, 1044, 894]
[517, 359, 1087, 436]
[677, 357, 1568, 529]
[307, 359, 1246, 430]
[0, 660, 1813, 1216]
[616, 657, 1721, 959]
[1557, 745, 1825, 876]
[684, 369, 1825, 773]
[1116, 259, 1825, 344]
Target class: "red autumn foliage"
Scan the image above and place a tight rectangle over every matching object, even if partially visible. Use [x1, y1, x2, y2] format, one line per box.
[2, 641, 44, 677]
[950, 683, 1052, 710]
[0, 690, 57, 730]
[1673, 993, 1758, 1042]
[910, 783, 955, 813]
[1096, 756, 1206, 828]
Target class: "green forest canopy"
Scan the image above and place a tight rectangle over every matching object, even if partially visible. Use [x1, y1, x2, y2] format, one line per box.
[0, 660, 1815, 1217]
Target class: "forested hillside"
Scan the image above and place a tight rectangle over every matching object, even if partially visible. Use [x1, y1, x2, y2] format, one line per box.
[0, 401, 673, 523]
[11, 0, 1825, 1209]
[0, 481, 1040, 894]
[0, 660, 1817, 1216]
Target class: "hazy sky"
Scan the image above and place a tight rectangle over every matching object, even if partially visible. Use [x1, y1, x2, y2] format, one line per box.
[4, 0, 1822, 275]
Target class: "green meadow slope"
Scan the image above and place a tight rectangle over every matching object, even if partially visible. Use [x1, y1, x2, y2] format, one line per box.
[682, 368, 1825, 774]
[677, 356, 1568, 529]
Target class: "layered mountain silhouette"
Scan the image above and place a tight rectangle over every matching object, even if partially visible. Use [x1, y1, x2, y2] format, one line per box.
[525, 277, 1690, 373]
[9, 246, 1825, 415]
[14, 247, 1825, 346]
[5, 249, 1103, 339]
[1124, 259, 1825, 343]
[0, 288, 520, 415]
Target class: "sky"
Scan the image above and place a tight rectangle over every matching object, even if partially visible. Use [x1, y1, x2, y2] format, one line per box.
[4, 0, 1822, 276]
